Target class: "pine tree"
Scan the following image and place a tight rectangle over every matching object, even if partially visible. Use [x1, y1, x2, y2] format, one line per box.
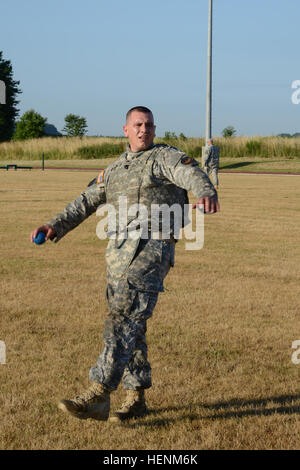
[0, 51, 22, 142]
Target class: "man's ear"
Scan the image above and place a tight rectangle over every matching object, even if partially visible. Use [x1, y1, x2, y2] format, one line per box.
[123, 124, 128, 137]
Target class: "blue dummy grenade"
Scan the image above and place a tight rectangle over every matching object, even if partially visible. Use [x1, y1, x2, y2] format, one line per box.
[33, 232, 46, 245]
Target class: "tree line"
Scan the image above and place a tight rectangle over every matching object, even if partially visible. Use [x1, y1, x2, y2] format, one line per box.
[4, 50, 297, 144]
[13, 110, 88, 140]
[0, 51, 239, 143]
[0, 51, 87, 141]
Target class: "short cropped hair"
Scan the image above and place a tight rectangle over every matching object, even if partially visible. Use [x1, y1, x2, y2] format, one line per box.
[126, 106, 153, 122]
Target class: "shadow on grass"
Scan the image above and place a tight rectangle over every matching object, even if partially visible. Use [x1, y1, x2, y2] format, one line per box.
[122, 393, 300, 428]
[220, 161, 256, 170]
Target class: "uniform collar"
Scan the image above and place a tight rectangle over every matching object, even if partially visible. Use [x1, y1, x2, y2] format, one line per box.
[126, 144, 155, 160]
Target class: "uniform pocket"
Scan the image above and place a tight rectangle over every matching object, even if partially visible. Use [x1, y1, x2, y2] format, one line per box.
[106, 236, 141, 280]
[126, 239, 167, 292]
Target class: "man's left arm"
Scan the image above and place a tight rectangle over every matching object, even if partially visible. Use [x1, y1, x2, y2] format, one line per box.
[155, 148, 220, 214]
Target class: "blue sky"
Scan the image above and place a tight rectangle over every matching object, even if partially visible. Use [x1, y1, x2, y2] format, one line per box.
[1, 0, 299, 137]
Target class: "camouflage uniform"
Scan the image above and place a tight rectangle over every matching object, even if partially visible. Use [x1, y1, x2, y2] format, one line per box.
[46, 144, 216, 392]
[202, 144, 219, 187]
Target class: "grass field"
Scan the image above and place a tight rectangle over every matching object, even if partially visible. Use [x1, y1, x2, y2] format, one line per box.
[0, 157, 300, 175]
[1, 137, 300, 176]
[0, 169, 300, 450]
[0, 135, 300, 173]
[1, 156, 300, 176]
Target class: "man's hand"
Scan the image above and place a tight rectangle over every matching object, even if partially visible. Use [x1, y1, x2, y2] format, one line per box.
[192, 196, 220, 214]
[30, 224, 56, 243]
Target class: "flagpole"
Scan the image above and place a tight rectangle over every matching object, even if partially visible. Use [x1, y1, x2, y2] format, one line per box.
[205, 0, 213, 143]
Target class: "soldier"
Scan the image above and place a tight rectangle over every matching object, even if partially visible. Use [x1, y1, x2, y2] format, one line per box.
[30, 106, 220, 423]
[202, 138, 220, 189]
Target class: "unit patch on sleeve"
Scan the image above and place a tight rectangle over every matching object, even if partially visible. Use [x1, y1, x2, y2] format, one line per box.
[180, 156, 196, 165]
[97, 170, 105, 184]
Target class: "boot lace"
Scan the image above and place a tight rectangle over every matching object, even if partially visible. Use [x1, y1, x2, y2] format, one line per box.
[73, 384, 102, 406]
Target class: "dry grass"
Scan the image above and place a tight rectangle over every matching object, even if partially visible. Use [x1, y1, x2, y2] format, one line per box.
[1, 136, 300, 178]
[0, 170, 300, 450]
[1, 135, 300, 161]
[220, 156, 300, 174]
[0, 136, 126, 160]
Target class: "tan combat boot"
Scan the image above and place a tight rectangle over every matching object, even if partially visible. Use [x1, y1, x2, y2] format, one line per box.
[58, 382, 110, 420]
[109, 389, 147, 423]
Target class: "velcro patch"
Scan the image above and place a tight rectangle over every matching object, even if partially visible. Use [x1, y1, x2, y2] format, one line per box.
[97, 170, 105, 184]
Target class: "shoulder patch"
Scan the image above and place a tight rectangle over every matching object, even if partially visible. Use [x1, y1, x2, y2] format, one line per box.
[180, 156, 193, 165]
[97, 170, 105, 184]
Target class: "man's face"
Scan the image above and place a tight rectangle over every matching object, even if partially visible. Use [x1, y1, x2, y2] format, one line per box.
[123, 111, 156, 152]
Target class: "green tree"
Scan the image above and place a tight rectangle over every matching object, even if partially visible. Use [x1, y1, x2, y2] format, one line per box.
[0, 51, 22, 142]
[222, 125, 236, 138]
[164, 131, 177, 141]
[13, 109, 47, 140]
[62, 114, 87, 137]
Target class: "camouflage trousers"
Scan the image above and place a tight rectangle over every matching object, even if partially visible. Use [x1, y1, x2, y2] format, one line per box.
[203, 166, 218, 186]
[89, 238, 174, 391]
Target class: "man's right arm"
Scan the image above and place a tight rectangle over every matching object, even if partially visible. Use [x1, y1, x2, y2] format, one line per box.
[203, 146, 212, 166]
[31, 183, 106, 243]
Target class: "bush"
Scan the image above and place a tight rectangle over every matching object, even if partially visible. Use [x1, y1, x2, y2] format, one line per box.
[76, 142, 125, 159]
[245, 140, 262, 155]
[187, 145, 203, 159]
